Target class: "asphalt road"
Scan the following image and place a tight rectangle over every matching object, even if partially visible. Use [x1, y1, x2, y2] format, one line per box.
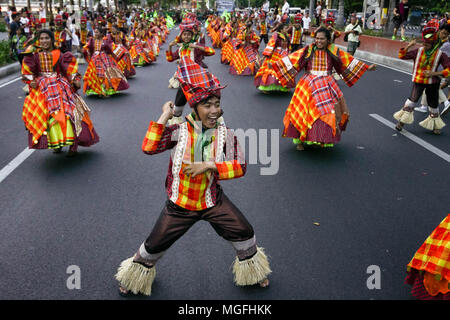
[0, 29, 449, 300]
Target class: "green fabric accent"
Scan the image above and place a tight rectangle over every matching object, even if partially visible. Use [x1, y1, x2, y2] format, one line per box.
[292, 138, 334, 148]
[47, 117, 75, 149]
[258, 84, 289, 92]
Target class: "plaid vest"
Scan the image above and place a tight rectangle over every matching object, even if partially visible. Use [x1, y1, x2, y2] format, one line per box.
[170, 121, 227, 211]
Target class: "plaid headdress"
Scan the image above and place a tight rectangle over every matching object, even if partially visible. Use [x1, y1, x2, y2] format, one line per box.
[325, 16, 335, 25]
[422, 19, 439, 43]
[55, 15, 63, 25]
[294, 13, 303, 24]
[177, 56, 225, 107]
[180, 16, 197, 32]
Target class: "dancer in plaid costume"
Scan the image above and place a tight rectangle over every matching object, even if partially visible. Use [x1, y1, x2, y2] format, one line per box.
[272, 27, 375, 150]
[405, 214, 450, 299]
[289, 13, 303, 52]
[166, 15, 215, 122]
[128, 25, 155, 66]
[254, 22, 294, 93]
[21, 30, 99, 157]
[394, 20, 450, 135]
[229, 21, 261, 76]
[83, 26, 129, 97]
[115, 70, 272, 297]
[108, 24, 136, 79]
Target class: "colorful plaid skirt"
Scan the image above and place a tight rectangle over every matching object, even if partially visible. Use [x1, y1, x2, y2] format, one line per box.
[405, 215, 450, 299]
[83, 51, 129, 96]
[283, 74, 344, 144]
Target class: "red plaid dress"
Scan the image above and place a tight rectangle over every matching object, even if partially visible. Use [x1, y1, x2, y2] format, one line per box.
[405, 215, 450, 299]
[273, 44, 369, 144]
[254, 32, 293, 89]
[229, 31, 260, 75]
[83, 38, 129, 95]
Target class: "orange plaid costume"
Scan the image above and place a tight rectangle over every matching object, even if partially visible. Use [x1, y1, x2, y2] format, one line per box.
[399, 47, 450, 84]
[273, 44, 369, 141]
[406, 215, 450, 297]
[21, 50, 80, 145]
[290, 27, 302, 45]
[254, 32, 292, 89]
[141, 114, 245, 211]
[229, 31, 260, 75]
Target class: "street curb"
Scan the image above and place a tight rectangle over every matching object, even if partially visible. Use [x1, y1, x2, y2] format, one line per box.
[343, 45, 412, 74]
[0, 62, 21, 79]
[304, 37, 413, 74]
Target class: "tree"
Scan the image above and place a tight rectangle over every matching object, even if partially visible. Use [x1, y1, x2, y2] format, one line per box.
[384, 0, 395, 35]
[336, 0, 344, 27]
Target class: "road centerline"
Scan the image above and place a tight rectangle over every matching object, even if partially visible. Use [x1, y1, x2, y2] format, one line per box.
[369, 113, 450, 163]
[0, 148, 35, 184]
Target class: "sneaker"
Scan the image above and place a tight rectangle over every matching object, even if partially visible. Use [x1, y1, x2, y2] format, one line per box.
[441, 103, 450, 116]
[401, 37, 407, 41]
[391, 35, 396, 40]
[414, 105, 428, 113]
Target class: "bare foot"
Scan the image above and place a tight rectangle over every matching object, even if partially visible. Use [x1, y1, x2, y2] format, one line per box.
[296, 143, 304, 151]
[259, 278, 270, 288]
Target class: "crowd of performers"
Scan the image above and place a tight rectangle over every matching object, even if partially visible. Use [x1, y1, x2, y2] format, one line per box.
[20, 10, 172, 156]
[16, 7, 449, 299]
[205, 11, 450, 149]
[206, 10, 376, 150]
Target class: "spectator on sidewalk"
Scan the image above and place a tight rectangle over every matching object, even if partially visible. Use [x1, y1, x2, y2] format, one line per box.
[10, 26, 27, 64]
[392, 0, 409, 41]
[344, 14, 362, 55]
[8, 13, 20, 40]
[39, 3, 46, 26]
[315, 1, 322, 26]
[281, 0, 290, 16]
[20, 11, 30, 37]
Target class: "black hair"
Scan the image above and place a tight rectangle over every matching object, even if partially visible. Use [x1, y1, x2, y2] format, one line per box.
[38, 29, 55, 47]
[276, 22, 288, 33]
[440, 24, 450, 33]
[315, 26, 331, 41]
[192, 94, 222, 117]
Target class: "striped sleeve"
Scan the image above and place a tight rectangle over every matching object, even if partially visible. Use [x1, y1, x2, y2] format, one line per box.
[262, 33, 277, 57]
[215, 131, 246, 180]
[142, 121, 178, 154]
[166, 49, 178, 62]
[399, 47, 417, 60]
[203, 46, 215, 56]
[439, 52, 450, 78]
[272, 48, 306, 86]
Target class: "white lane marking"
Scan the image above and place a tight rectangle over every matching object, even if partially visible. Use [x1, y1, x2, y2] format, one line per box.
[369, 113, 450, 163]
[0, 148, 35, 184]
[0, 76, 21, 89]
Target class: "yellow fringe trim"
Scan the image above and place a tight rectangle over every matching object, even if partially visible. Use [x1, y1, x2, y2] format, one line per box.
[232, 247, 272, 286]
[419, 115, 446, 131]
[393, 109, 414, 124]
[115, 257, 156, 296]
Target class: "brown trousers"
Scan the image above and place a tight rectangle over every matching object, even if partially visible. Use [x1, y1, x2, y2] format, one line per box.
[142, 187, 256, 262]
